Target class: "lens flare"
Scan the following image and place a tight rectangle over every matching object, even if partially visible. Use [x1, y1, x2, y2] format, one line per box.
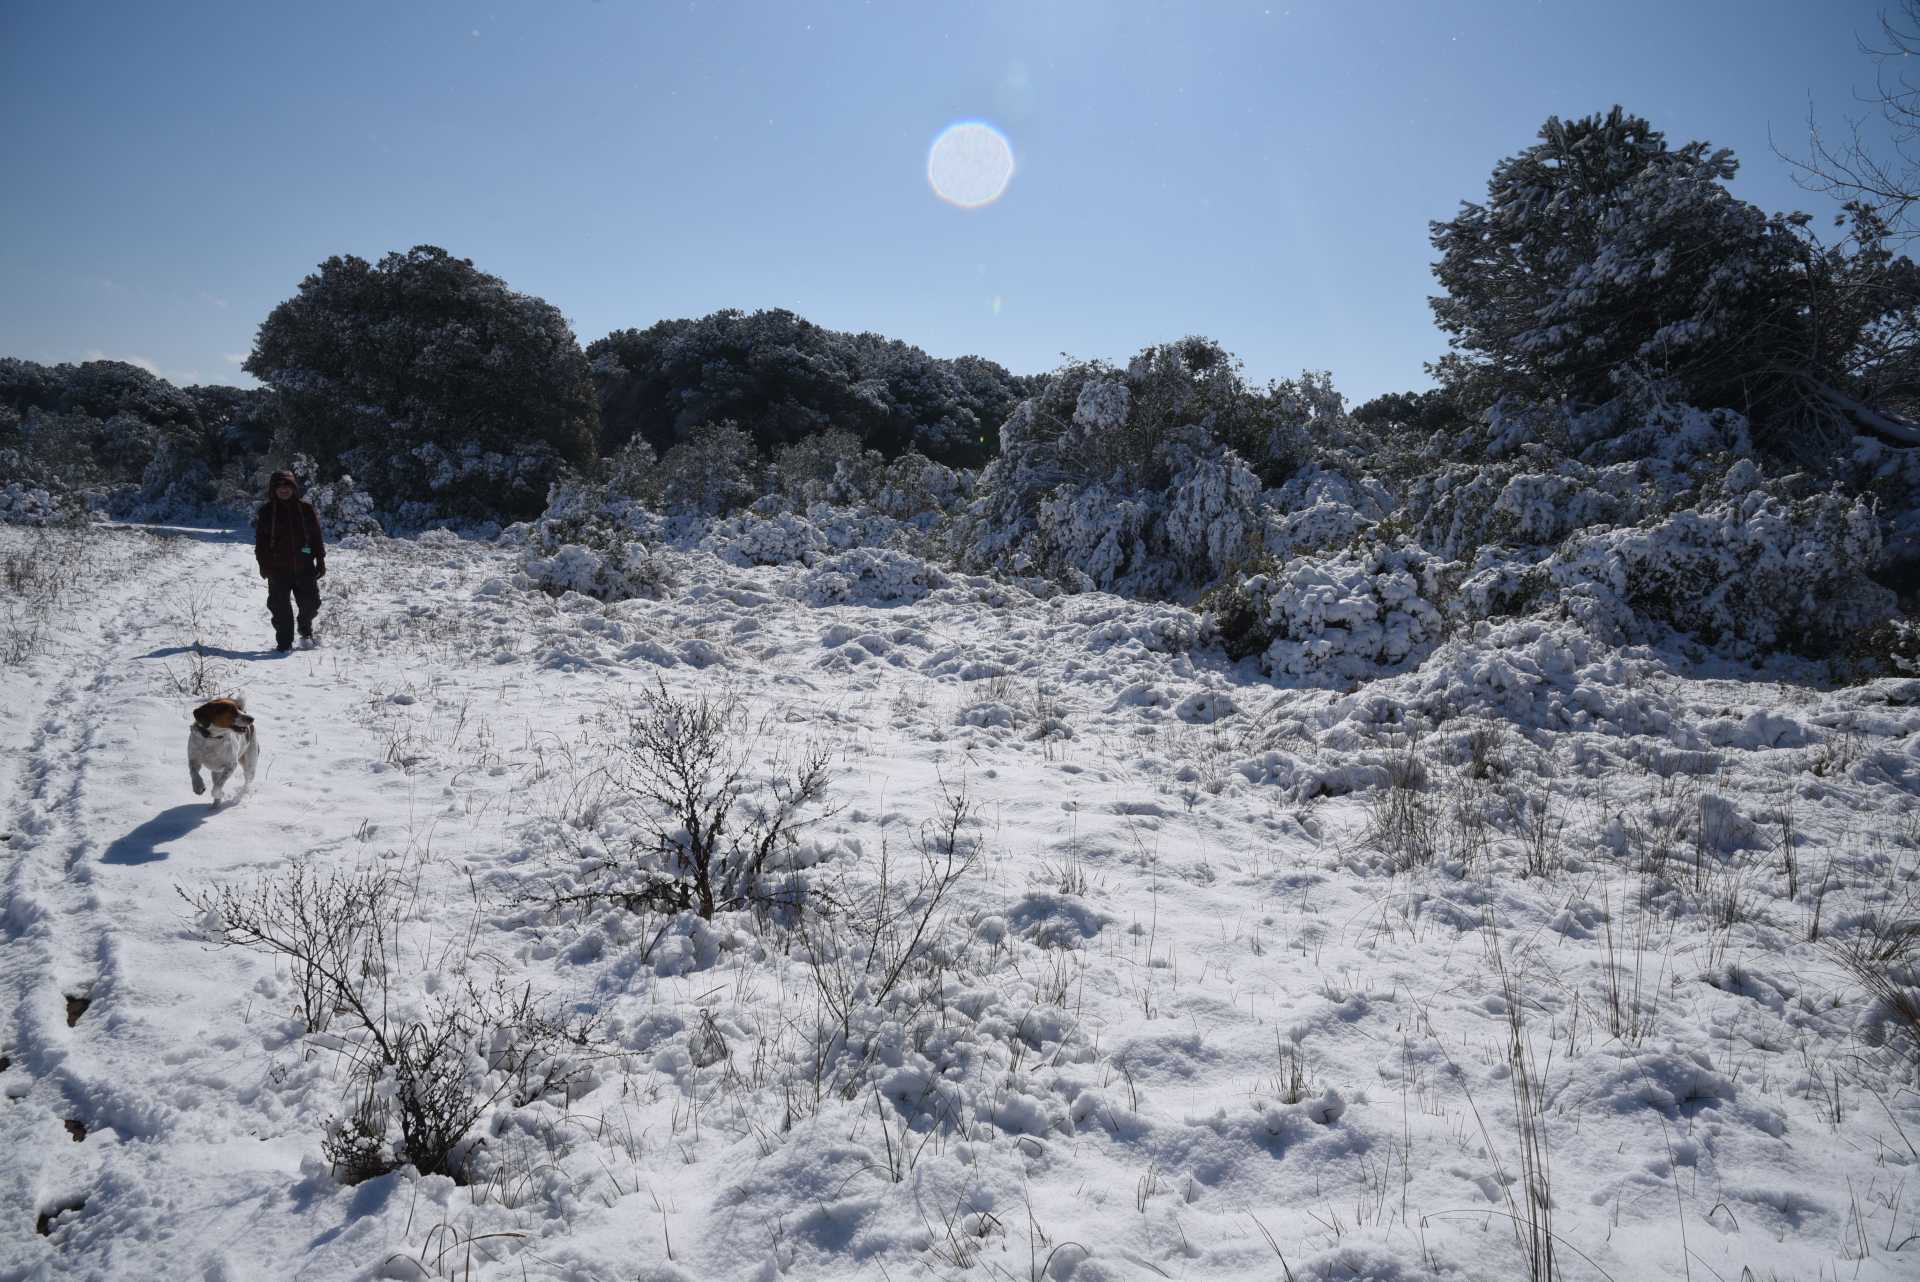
[927, 122, 1015, 208]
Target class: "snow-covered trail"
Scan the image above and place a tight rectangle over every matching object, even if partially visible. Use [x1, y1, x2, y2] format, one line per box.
[0, 530, 426, 1281]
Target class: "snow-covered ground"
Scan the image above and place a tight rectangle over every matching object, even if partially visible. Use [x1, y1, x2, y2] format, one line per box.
[2, 521, 1917, 1282]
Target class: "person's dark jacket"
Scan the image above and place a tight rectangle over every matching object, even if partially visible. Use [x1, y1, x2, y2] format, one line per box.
[255, 470, 327, 578]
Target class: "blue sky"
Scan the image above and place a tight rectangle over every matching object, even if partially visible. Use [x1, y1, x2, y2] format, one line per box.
[0, 1, 1899, 404]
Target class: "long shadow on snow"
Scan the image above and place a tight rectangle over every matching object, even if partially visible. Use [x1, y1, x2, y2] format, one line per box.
[104, 522, 249, 543]
[101, 804, 215, 864]
[140, 643, 287, 662]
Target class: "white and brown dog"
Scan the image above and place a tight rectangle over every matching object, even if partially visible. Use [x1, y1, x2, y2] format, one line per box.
[188, 697, 258, 806]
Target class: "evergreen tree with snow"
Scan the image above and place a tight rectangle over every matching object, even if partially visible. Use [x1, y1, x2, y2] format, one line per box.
[1430, 107, 1920, 457]
[587, 308, 1029, 469]
[658, 420, 761, 516]
[245, 246, 599, 520]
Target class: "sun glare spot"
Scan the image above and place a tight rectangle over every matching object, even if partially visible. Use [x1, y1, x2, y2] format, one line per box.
[927, 122, 1015, 209]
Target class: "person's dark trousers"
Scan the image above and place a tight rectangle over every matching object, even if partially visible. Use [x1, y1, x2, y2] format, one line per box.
[266, 572, 321, 648]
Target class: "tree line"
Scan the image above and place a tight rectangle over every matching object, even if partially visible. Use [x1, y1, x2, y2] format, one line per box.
[6, 97, 1919, 536]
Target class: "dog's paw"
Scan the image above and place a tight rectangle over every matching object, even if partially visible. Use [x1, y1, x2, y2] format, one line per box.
[191, 778, 206, 795]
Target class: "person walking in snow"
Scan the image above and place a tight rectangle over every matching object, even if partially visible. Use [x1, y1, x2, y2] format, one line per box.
[254, 470, 326, 652]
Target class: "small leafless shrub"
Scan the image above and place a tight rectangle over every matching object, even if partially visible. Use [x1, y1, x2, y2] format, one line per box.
[1, 532, 83, 603]
[0, 610, 44, 666]
[181, 862, 600, 1181]
[803, 778, 978, 1038]
[160, 648, 234, 700]
[1027, 680, 1072, 758]
[181, 861, 392, 1034]
[1444, 772, 1497, 870]
[148, 579, 238, 697]
[578, 681, 837, 920]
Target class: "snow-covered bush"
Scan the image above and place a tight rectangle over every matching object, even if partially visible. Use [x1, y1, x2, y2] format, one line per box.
[1216, 407, 1893, 670]
[511, 478, 672, 601]
[1547, 489, 1892, 654]
[1848, 615, 1920, 679]
[659, 420, 761, 516]
[702, 509, 830, 567]
[603, 434, 663, 505]
[957, 340, 1313, 598]
[804, 501, 910, 552]
[1208, 542, 1452, 684]
[0, 479, 78, 526]
[303, 471, 382, 537]
[523, 540, 673, 602]
[1028, 480, 1160, 593]
[1404, 400, 1753, 562]
[1017, 427, 1267, 596]
[1408, 459, 1621, 563]
[872, 450, 970, 521]
[518, 476, 661, 550]
[115, 442, 217, 518]
[799, 546, 949, 606]
[1852, 433, 1920, 586]
[1162, 433, 1264, 579]
[360, 438, 564, 531]
[1261, 467, 1391, 560]
[773, 430, 884, 507]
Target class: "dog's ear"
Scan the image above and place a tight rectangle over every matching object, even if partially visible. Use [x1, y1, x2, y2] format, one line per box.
[191, 700, 219, 726]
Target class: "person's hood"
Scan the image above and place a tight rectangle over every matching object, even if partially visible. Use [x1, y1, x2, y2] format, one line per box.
[265, 470, 303, 501]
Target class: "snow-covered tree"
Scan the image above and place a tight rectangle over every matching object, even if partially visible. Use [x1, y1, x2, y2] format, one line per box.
[1431, 107, 1920, 457]
[772, 429, 884, 507]
[245, 246, 598, 520]
[586, 308, 1030, 468]
[659, 420, 761, 516]
[0, 359, 241, 517]
[1430, 109, 1803, 406]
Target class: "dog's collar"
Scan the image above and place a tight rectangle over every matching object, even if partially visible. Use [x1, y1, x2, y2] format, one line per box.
[192, 723, 211, 737]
